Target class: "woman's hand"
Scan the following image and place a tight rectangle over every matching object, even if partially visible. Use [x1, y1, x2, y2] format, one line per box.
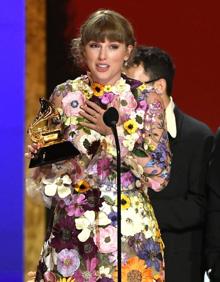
[79, 100, 112, 136]
[24, 143, 42, 159]
[26, 271, 36, 282]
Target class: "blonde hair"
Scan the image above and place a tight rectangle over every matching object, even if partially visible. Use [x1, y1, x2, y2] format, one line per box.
[71, 9, 136, 68]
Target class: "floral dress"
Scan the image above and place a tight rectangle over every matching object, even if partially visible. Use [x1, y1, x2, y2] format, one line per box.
[28, 75, 171, 282]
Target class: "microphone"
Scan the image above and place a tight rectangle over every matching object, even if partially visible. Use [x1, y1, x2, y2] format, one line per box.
[103, 107, 119, 127]
[103, 107, 121, 282]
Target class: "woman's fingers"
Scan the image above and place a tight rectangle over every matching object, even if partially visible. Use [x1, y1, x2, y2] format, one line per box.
[27, 271, 36, 277]
[79, 100, 105, 123]
[79, 109, 97, 123]
[28, 144, 38, 153]
[26, 271, 36, 282]
[85, 100, 104, 113]
[79, 100, 112, 135]
[24, 143, 41, 159]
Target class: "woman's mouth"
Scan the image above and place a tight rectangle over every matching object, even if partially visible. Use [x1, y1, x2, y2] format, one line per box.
[96, 64, 110, 72]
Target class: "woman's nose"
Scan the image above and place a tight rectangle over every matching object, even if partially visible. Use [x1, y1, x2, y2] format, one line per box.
[98, 47, 107, 60]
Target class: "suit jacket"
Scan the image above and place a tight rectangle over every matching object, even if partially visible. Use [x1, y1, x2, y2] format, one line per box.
[206, 127, 220, 281]
[148, 107, 213, 282]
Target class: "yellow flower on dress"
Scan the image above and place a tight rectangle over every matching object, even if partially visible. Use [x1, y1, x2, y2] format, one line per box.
[83, 88, 93, 99]
[149, 144, 156, 151]
[138, 83, 147, 92]
[58, 277, 75, 282]
[124, 119, 138, 134]
[113, 256, 154, 282]
[103, 84, 112, 92]
[121, 194, 131, 210]
[75, 179, 91, 193]
[92, 83, 104, 97]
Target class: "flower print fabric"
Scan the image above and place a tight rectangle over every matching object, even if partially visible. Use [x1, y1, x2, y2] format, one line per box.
[29, 75, 171, 282]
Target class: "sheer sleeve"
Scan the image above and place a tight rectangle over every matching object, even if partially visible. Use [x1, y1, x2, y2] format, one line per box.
[50, 80, 103, 157]
[102, 87, 171, 193]
[26, 82, 79, 206]
[26, 80, 95, 206]
[133, 91, 171, 191]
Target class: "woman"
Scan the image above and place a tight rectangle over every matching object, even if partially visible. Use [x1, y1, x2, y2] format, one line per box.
[26, 9, 171, 282]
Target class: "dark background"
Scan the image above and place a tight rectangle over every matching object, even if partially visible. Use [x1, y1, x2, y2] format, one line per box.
[47, 0, 220, 132]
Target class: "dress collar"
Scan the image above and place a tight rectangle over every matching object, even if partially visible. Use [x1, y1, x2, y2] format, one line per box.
[165, 97, 177, 138]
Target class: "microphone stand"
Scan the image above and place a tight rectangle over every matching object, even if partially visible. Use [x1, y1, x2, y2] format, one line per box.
[111, 125, 121, 282]
[103, 107, 121, 282]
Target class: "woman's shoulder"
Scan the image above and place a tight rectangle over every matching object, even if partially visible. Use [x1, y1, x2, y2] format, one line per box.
[50, 75, 92, 99]
[54, 75, 89, 92]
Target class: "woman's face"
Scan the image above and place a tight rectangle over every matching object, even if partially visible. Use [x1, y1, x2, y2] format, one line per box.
[84, 39, 133, 85]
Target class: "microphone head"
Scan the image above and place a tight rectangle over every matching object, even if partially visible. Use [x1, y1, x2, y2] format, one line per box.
[103, 107, 119, 127]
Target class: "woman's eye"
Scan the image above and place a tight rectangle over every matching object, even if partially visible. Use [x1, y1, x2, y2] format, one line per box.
[110, 44, 119, 49]
[89, 43, 99, 48]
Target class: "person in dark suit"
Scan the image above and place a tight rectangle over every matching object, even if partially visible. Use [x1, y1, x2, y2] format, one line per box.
[206, 127, 220, 282]
[125, 46, 214, 282]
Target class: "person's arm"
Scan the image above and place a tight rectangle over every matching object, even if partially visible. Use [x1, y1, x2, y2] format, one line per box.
[206, 128, 220, 279]
[26, 81, 92, 205]
[78, 85, 171, 191]
[133, 91, 171, 191]
[150, 132, 213, 231]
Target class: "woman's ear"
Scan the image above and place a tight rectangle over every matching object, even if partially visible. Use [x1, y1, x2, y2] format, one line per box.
[124, 45, 134, 61]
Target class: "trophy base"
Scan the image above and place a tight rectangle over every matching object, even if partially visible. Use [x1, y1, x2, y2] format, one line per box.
[29, 141, 80, 168]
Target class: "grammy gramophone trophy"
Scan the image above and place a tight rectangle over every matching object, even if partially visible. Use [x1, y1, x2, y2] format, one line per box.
[28, 97, 79, 168]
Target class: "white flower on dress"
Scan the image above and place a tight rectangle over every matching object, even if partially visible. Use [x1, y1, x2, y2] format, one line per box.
[78, 130, 101, 154]
[44, 242, 57, 269]
[124, 155, 144, 178]
[131, 195, 144, 212]
[121, 207, 145, 236]
[71, 76, 93, 99]
[99, 201, 114, 214]
[75, 210, 111, 242]
[98, 265, 111, 278]
[123, 132, 139, 151]
[101, 135, 117, 157]
[42, 174, 72, 199]
[64, 116, 78, 126]
[112, 78, 130, 94]
[143, 213, 158, 240]
[130, 110, 145, 129]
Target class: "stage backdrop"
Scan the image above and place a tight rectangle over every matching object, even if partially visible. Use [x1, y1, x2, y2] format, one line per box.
[0, 0, 24, 281]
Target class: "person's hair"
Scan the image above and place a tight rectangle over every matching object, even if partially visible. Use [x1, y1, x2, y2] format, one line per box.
[71, 9, 136, 69]
[127, 46, 176, 96]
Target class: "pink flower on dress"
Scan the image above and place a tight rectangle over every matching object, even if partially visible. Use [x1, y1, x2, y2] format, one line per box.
[43, 271, 56, 282]
[147, 177, 162, 192]
[62, 91, 85, 117]
[137, 100, 148, 111]
[97, 158, 111, 180]
[74, 257, 98, 282]
[121, 171, 135, 188]
[65, 194, 87, 217]
[119, 91, 137, 116]
[101, 92, 114, 105]
[69, 159, 83, 184]
[57, 249, 80, 277]
[94, 225, 117, 253]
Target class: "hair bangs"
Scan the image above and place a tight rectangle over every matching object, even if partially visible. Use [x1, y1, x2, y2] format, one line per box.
[81, 16, 128, 45]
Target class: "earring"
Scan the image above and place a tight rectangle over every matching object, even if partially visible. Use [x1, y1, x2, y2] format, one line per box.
[123, 60, 128, 67]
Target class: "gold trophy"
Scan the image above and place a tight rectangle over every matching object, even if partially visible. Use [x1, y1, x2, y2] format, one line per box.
[28, 97, 79, 168]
